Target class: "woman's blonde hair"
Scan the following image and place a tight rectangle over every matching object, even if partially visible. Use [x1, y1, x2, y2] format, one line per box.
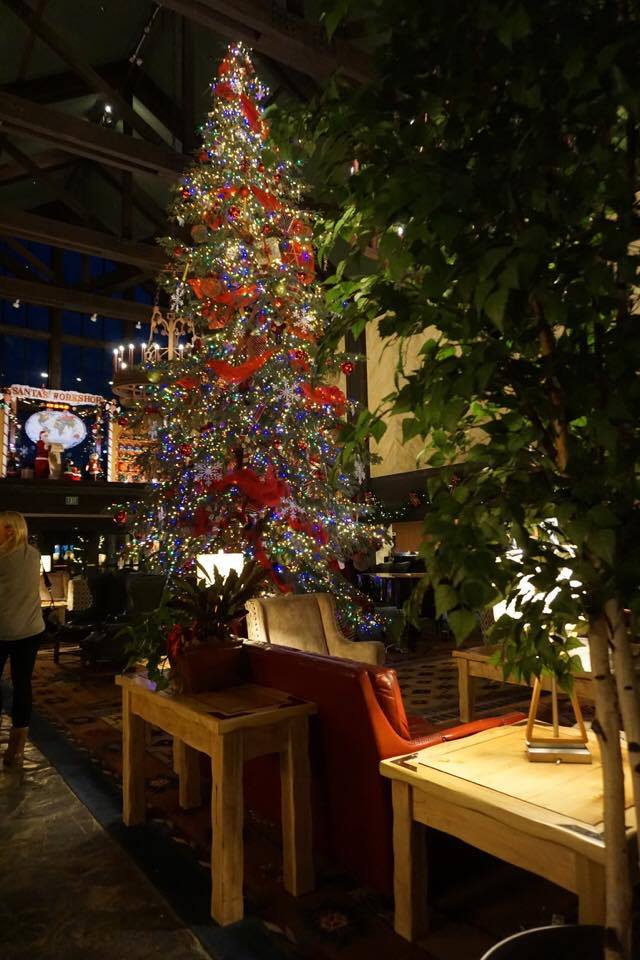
[0, 511, 29, 556]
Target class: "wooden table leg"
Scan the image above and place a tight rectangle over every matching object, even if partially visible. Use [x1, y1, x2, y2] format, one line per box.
[211, 731, 244, 925]
[457, 659, 477, 722]
[392, 780, 428, 941]
[174, 739, 202, 810]
[280, 716, 314, 896]
[122, 689, 146, 826]
[576, 856, 606, 925]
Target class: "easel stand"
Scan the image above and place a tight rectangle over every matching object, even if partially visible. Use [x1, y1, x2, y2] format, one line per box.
[525, 676, 592, 764]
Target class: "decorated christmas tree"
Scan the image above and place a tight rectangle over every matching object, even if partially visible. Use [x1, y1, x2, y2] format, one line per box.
[127, 42, 382, 633]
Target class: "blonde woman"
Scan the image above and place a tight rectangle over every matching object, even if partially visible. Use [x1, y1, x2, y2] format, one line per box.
[0, 512, 45, 767]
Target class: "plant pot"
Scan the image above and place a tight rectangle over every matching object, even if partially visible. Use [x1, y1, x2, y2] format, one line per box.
[170, 641, 246, 694]
[480, 924, 604, 960]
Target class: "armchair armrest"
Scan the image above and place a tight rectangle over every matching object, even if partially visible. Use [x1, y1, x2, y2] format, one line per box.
[407, 711, 525, 750]
[331, 633, 386, 666]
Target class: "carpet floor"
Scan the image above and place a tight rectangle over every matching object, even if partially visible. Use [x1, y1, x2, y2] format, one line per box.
[24, 642, 581, 960]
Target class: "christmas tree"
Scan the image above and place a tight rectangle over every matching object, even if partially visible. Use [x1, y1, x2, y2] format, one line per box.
[127, 42, 382, 633]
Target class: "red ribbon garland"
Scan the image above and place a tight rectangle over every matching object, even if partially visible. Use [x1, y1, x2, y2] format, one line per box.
[206, 350, 273, 384]
[300, 382, 347, 415]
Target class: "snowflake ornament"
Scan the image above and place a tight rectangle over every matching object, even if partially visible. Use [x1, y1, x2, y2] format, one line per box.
[354, 456, 367, 486]
[170, 282, 186, 312]
[279, 497, 300, 522]
[276, 381, 300, 406]
[193, 461, 224, 485]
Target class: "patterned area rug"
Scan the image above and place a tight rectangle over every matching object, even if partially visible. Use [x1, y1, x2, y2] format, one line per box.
[27, 643, 582, 960]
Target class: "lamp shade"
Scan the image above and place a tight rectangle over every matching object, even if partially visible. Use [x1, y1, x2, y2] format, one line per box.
[196, 551, 245, 583]
[41, 555, 52, 573]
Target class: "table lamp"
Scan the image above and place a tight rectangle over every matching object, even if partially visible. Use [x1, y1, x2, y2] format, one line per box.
[196, 551, 245, 583]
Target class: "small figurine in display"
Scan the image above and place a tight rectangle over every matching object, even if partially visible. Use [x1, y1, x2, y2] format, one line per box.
[5, 450, 19, 478]
[34, 430, 50, 480]
[85, 451, 103, 481]
[64, 459, 82, 481]
[48, 441, 65, 480]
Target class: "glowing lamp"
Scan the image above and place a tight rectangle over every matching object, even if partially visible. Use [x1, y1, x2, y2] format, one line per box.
[41, 555, 52, 573]
[197, 551, 245, 583]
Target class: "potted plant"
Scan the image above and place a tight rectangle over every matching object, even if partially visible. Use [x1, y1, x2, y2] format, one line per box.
[122, 560, 265, 693]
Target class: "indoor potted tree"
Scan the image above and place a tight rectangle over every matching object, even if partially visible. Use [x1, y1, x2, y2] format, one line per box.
[279, 2, 640, 957]
[122, 560, 265, 693]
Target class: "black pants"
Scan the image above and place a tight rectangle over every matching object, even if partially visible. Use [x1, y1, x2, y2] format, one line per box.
[0, 633, 44, 728]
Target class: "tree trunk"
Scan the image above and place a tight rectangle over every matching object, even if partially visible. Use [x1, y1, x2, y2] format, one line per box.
[606, 597, 640, 874]
[589, 615, 632, 960]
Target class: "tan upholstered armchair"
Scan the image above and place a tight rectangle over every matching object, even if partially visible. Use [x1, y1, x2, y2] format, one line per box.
[245, 593, 386, 666]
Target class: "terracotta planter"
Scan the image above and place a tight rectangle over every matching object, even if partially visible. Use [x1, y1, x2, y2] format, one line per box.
[170, 641, 246, 694]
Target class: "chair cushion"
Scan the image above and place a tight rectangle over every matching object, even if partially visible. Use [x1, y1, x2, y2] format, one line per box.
[366, 667, 411, 739]
[263, 597, 329, 654]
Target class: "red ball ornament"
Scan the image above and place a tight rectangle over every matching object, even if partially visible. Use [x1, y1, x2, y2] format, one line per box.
[117, 416, 128, 427]
[341, 361, 355, 375]
[173, 245, 184, 257]
[274, 173, 281, 184]
[113, 510, 127, 526]
[181, 187, 190, 199]
[198, 149, 209, 162]
[240, 159, 249, 172]
[298, 441, 308, 451]
[239, 185, 250, 198]
[257, 163, 265, 173]
[178, 443, 193, 458]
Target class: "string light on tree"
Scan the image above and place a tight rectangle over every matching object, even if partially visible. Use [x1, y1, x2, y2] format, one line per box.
[122, 42, 382, 632]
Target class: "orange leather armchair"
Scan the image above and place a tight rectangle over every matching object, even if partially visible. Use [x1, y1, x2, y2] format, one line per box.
[244, 644, 524, 894]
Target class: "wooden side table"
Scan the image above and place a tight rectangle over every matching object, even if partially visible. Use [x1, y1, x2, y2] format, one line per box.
[452, 646, 594, 722]
[116, 675, 316, 925]
[380, 723, 636, 942]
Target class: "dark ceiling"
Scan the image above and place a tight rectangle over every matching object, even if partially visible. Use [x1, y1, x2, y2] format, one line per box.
[0, 0, 369, 394]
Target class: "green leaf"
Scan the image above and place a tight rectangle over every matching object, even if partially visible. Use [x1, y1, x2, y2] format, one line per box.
[588, 529, 615, 566]
[435, 584, 458, 617]
[484, 288, 509, 330]
[447, 608, 478, 643]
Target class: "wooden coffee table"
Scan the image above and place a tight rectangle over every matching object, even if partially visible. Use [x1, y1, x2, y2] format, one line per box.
[452, 646, 594, 722]
[380, 723, 636, 941]
[117, 675, 316, 926]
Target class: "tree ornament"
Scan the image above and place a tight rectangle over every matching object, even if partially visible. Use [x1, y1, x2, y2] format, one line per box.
[274, 173, 281, 184]
[198, 149, 209, 162]
[257, 162, 265, 172]
[174, 245, 185, 256]
[178, 443, 193, 458]
[117, 416, 128, 427]
[113, 510, 128, 526]
[239, 185, 250, 198]
[181, 187, 191, 199]
[147, 369, 163, 384]
[228, 205, 240, 220]
[341, 361, 355, 376]
[274, 279, 287, 296]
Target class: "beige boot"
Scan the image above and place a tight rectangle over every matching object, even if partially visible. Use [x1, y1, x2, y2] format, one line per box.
[3, 727, 28, 767]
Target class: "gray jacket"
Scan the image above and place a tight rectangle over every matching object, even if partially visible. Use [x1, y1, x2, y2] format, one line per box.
[0, 544, 46, 641]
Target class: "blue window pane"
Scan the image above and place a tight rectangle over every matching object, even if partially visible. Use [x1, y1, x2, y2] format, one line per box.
[0, 335, 48, 388]
[62, 311, 81, 335]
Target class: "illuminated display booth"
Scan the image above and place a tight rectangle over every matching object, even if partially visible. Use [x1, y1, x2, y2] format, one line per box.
[0, 384, 117, 482]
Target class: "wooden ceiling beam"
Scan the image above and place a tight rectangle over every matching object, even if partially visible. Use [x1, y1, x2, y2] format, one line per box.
[1, 138, 110, 232]
[0, 148, 72, 186]
[92, 164, 167, 232]
[0, 208, 166, 270]
[0, 93, 184, 178]
[1, 60, 183, 143]
[0, 0, 167, 147]
[0, 276, 152, 324]
[4, 237, 54, 281]
[159, 0, 371, 82]
[0, 321, 122, 350]
[72, 263, 153, 294]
